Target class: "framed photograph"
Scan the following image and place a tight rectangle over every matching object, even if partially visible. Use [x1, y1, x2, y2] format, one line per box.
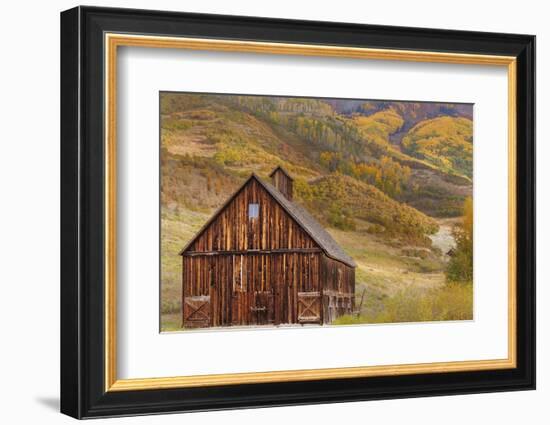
[60, 6, 535, 419]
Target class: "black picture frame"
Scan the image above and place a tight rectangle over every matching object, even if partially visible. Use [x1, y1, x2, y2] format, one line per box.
[60, 5, 535, 419]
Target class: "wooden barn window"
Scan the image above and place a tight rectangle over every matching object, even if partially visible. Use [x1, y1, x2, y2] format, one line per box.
[248, 203, 259, 219]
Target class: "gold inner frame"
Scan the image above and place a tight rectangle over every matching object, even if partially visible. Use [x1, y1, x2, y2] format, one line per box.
[104, 33, 517, 392]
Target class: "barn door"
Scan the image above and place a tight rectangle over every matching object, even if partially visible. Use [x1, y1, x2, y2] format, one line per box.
[250, 291, 274, 326]
[183, 295, 211, 328]
[297, 291, 321, 324]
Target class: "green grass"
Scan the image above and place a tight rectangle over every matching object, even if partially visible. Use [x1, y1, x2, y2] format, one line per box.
[160, 208, 210, 331]
[334, 282, 473, 325]
[161, 313, 183, 332]
[326, 222, 449, 321]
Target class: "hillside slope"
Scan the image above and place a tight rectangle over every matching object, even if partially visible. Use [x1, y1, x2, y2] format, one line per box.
[296, 174, 438, 243]
[160, 93, 473, 218]
[402, 116, 473, 178]
[159, 93, 474, 330]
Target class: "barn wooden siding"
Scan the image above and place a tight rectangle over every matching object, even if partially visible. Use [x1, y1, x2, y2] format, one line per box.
[182, 252, 323, 327]
[321, 256, 355, 324]
[270, 167, 293, 200]
[182, 253, 356, 328]
[187, 179, 314, 252]
[181, 175, 355, 329]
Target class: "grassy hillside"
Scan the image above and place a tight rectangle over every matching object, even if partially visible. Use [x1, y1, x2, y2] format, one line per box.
[295, 174, 438, 244]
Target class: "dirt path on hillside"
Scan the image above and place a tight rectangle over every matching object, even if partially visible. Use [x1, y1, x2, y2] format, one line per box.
[429, 218, 459, 256]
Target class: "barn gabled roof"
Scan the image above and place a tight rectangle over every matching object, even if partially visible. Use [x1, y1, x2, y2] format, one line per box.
[179, 173, 356, 267]
[259, 178, 356, 267]
[269, 165, 294, 181]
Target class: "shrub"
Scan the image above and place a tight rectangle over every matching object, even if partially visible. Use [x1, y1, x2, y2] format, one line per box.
[327, 203, 356, 231]
[333, 282, 473, 325]
[446, 197, 473, 282]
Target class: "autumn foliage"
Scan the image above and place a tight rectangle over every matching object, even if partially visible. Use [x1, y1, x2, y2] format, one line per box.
[446, 197, 474, 282]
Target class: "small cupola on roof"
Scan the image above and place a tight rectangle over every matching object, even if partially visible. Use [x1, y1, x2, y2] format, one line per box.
[269, 166, 294, 201]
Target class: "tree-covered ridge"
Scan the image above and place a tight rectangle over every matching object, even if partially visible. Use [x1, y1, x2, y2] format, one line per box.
[352, 109, 405, 141]
[402, 116, 473, 178]
[333, 99, 473, 125]
[160, 93, 473, 217]
[295, 174, 438, 243]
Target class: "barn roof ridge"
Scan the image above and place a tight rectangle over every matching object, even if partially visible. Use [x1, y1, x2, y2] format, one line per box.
[179, 172, 356, 268]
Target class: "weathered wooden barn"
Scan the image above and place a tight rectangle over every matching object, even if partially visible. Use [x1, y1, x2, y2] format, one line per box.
[180, 166, 356, 328]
